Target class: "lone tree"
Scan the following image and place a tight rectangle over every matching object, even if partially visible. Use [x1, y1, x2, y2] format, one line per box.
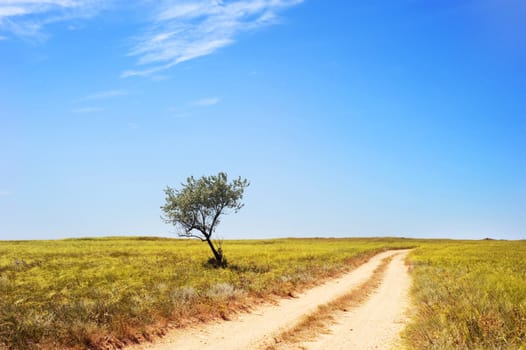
[161, 172, 249, 266]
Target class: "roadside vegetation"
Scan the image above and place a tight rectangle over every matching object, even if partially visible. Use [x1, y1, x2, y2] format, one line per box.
[404, 240, 526, 349]
[0, 237, 411, 349]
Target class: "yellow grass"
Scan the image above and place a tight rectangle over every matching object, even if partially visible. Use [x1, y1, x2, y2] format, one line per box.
[2, 237, 524, 350]
[403, 240, 526, 349]
[0, 237, 412, 349]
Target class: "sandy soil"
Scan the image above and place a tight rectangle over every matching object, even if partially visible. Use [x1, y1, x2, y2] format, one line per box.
[298, 250, 411, 350]
[126, 249, 411, 350]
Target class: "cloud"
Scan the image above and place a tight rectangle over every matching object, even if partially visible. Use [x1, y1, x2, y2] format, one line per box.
[166, 96, 219, 119]
[80, 89, 128, 100]
[1, 1, 303, 76]
[72, 106, 103, 113]
[192, 96, 220, 106]
[124, 0, 303, 77]
[0, 0, 107, 38]
[0, 190, 11, 197]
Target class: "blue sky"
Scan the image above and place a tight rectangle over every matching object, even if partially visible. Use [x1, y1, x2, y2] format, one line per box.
[1, 0, 525, 240]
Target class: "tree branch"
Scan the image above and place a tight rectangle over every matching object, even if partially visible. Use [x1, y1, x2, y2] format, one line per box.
[180, 232, 207, 241]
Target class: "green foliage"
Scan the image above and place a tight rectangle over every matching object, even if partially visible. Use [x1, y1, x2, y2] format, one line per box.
[161, 172, 249, 264]
[0, 237, 412, 349]
[404, 240, 526, 349]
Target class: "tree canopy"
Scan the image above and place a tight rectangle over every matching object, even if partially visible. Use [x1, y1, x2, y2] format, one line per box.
[161, 172, 249, 266]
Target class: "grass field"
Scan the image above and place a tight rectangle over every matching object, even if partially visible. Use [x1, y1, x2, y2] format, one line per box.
[1, 237, 524, 350]
[403, 240, 526, 349]
[0, 237, 412, 349]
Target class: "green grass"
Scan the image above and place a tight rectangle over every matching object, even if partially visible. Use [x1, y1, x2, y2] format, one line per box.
[0, 236, 413, 349]
[404, 240, 526, 349]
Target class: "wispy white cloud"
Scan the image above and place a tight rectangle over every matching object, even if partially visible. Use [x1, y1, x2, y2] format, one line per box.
[80, 89, 128, 100]
[192, 96, 220, 106]
[1, 1, 303, 76]
[0, 190, 11, 197]
[0, 0, 108, 38]
[123, 0, 303, 77]
[72, 106, 103, 113]
[0, 6, 28, 17]
[167, 95, 220, 118]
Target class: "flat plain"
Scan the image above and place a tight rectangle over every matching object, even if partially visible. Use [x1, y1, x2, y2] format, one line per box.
[0, 237, 524, 349]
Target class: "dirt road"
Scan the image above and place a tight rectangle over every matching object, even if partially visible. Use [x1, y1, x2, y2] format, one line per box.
[127, 249, 411, 350]
[298, 250, 411, 349]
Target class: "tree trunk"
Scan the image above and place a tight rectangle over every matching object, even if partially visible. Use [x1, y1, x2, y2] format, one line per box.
[205, 237, 224, 265]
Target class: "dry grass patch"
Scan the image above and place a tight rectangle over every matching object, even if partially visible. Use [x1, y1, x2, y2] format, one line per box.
[403, 240, 526, 349]
[0, 237, 414, 350]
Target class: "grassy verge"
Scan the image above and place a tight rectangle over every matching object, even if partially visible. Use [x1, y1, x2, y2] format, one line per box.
[404, 240, 526, 349]
[267, 254, 395, 349]
[0, 237, 413, 349]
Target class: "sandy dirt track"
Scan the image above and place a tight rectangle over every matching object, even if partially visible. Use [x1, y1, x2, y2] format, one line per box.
[127, 249, 411, 350]
[298, 250, 411, 350]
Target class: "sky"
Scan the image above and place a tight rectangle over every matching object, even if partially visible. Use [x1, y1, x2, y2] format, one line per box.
[1, 0, 525, 241]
